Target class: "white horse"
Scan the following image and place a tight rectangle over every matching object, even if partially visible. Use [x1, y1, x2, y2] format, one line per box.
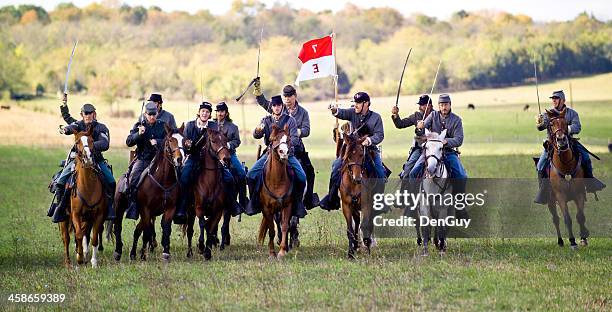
[418, 129, 451, 256]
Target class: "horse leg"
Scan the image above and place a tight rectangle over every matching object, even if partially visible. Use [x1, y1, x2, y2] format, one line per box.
[220, 209, 231, 251]
[360, 201, 374, 255]
[73, 217, 85, 265]
[575, 196, 589, 246]
[559, 201, 577, 249]
[113, 214, 124, 261]
[149, 216, 158, 253]
[198, 217, 206, 255]
[161, 214, 172, 261]
[265, 211, 276, 259]
[98, 224, 104, 253]
[437, 206, 448, 255]
[277, 205, 291, 259]
[90, 213, 104, 268]
[352, 209, 361, 251]
[342, 201, 356, 259]
[547, 202, 563, 246]
[60, 220, 71, 267]
[186, 214, 195, 258]
[204, 211, 223, 261]
[289, 216, 300, 250]
[274, 212, 282, 246]
[130, 222, 143, 260]
[141, 216, 152, 261]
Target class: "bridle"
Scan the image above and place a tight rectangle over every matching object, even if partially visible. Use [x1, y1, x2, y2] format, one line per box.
[200, 131, 229, 171]
[343, 144, 366, 185]
[423, 139, 449, 191]
[263, 130, 293, 204]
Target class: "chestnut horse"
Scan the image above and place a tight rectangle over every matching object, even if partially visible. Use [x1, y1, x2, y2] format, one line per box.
[257, 124, 294, 259]
[60, 126, 107, 267]
[338, 132, 371, 259]
[545, 108, 588, 249]
[185, 128, 231, 260]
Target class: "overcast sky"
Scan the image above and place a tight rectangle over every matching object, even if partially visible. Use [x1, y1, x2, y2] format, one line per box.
[1, 0, 609, 22]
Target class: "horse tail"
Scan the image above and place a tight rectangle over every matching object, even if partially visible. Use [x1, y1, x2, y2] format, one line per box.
[258, 216, 270, 245]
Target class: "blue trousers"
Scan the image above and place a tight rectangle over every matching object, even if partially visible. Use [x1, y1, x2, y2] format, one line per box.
[409, 151, 468, 179]
[56, 159, 115, 186]
[400, 147, 422, 179]
[229, 153, 246, 180]
[537, 142, 593, 177]
[247, 154, 306, 183]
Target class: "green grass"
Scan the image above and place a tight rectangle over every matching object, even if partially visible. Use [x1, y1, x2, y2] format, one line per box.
[1, 146, 611, 311]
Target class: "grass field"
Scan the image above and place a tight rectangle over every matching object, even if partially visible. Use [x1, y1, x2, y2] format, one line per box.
[1, 147, 611, 311]
[1, 73, 611, 310]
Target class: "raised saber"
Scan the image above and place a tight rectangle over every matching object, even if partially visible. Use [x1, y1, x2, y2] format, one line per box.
[63, 40, 79, 95]
[533, 53, 542, 114]
[422, 59, 442, 121]
[236, 27, 264, 102]
[394, 48, 412, 108]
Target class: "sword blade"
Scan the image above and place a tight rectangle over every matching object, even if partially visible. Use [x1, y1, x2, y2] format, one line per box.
[533, 53, 541, 114]
[423, 59, 442, 120]
[395, 48, 412, 107]
[256, 27, 263, 77]
[63, 40, 79, 95]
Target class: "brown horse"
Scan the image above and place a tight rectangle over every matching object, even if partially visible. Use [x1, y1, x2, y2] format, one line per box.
[60, 126, 107, 267]
[185, 128, 232, 260]
[121, 124, 183, 261]
[546, 108, 588, 249]
[338, 132, 372, 259]
[257, 124, 294, 259]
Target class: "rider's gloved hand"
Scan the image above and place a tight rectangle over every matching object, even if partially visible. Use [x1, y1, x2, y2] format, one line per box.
[138, 125, 145, 135]
[361, 137, 372, 146]
[253, 77, 262, 96]
[536, 114, 544, 126]
[391, 105, 399, 116]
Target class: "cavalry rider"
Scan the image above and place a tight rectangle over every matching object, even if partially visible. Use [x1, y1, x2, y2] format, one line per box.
[124, 101, 170, 220]
[214, 102, 248, 210]
[49, 94, 116, 223]
[320, 91, 386, 211]
[534, 90, 606, 203]
[175, 102, 240, 224]
[392, 94, 434, 179]
[253, 78, 318, 209]
[148, 93, 177, 129]
[411, 94, 468, 214]
[244, 95, 308, 218]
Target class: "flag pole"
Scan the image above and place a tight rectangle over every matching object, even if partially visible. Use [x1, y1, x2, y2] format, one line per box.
[332, 32, 339, 129]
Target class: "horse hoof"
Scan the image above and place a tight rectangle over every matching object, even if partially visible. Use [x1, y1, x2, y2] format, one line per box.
[140, 254, 146, 261]
[417, 238, 422, 246]
[347, 250, 355, 260]
[162, 253, 171, 261]
[98, 245, 104, 252]
[421, 249, 429, 257]
[203, 249, 212, 261]
[557, 238, 564, 247]
[113, 251, 121, 262]
[439, 250, 446, 257]
[580, 238, 588, 246]
[186, 249, 193, 258]
[268, 255, 277, 261]
[91, 260, 98, 268]
[220, 244, 226, 251]
[570, 244, 578, 251]
[129, 253, 136, 261]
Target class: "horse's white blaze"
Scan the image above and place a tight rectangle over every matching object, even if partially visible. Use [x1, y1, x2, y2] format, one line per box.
[91, 245, 98, 268]
[172, 133, 186, 162]
[80, 136, 92, 161]
[278, 134, 289, 158]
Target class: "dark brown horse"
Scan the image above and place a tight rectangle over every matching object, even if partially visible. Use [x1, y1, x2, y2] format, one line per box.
[546, 108, 588, 249]
[185, 128, 232, 260]
[60, 126, 107, 267]
[257, 124, 294, 259]
[338, 132, 372, 259]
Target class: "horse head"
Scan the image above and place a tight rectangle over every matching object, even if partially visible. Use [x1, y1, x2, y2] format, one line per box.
[546, 108, 570, 152]
[205, 127, 231, 167]
[270, 124, 290, 161]
[164, 123, 184, 168]
[74, 125, 95, 168]
[424, 129, 447, 177]
[342, 133, 366, 184]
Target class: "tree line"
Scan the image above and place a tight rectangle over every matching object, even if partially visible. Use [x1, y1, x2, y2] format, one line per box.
[1, 1, 610, 103]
